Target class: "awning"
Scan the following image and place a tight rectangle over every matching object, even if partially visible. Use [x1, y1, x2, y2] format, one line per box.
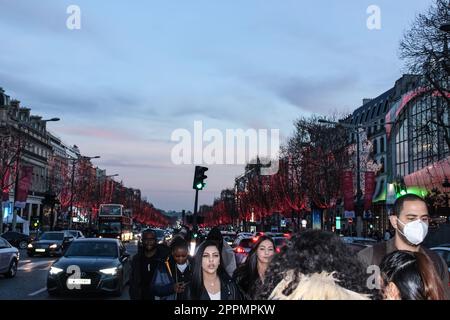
[372, 178, 386, 203]
[3, 215, 28, 224]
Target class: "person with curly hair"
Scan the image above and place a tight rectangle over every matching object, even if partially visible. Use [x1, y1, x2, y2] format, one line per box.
[380, 250, 447, 300]
[233, 235, 275, 299]
[255, 229, 372, 300]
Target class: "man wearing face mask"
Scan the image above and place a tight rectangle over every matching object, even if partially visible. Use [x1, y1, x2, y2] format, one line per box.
[358, 194, 449, 299]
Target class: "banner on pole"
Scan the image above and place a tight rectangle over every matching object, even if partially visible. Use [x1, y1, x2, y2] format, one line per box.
[14, 166, 33, 209]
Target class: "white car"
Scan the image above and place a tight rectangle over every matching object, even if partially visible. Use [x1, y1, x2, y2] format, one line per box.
[0, 237, 19, 278]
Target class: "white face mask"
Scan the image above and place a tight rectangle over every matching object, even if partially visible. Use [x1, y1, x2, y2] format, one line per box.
[397, 218, 428, 245]
[177, 263, 188, 273]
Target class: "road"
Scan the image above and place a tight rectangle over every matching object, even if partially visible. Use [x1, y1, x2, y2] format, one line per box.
[0, 240, 138, 300]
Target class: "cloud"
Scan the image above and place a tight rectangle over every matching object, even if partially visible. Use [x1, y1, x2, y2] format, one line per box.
[99, 159, 175, 170]
[0, 0, 67, 34]
[57, 126, 137, 141]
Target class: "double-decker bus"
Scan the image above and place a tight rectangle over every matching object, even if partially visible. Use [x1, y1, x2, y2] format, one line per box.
[97, 204, 133, 242]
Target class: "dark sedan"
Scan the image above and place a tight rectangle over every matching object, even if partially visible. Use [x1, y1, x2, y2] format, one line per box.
[1, 231, 30, 249]
[27, 231, 74, 257]
[47, 238, 131, 296]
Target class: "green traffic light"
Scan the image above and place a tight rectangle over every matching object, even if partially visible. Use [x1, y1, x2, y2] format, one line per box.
[196, 183, 203, 189]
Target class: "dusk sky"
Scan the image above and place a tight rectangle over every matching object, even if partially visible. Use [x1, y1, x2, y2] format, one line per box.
[0, 0, 433, 211]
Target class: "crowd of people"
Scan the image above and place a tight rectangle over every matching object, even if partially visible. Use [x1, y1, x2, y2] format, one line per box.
[129, 194, 449, 300]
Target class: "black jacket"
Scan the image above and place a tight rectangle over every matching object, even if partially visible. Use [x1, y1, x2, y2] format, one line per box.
[184, 272, 242, 300]
[151, 256, 194, 300]
[129, 244, 170, 300]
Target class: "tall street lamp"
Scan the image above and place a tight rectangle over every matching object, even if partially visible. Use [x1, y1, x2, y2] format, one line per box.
[67, 155, 100, 229]
[318, 119, 373, 235]
[11, 118, 60, 232]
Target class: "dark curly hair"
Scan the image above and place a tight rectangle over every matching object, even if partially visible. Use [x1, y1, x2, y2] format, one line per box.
[255, 230, 372, 299]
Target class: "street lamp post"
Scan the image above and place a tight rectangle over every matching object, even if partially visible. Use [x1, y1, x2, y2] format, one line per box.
[67, 155, 100, 229]
[11, 118, 60, 232]
[318, 119, 365, 235]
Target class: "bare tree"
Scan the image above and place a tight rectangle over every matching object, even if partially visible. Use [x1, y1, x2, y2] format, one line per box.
[400, 0, 450, 149]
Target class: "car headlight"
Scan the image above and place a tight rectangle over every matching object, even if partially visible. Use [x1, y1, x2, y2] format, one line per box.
[49, 244, 58, 249]
[49, 266, 64, 275]
[27, 243, 33, 248]
[100, 267, 118, 276]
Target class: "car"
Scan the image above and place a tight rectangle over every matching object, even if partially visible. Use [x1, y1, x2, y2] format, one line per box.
[65, 230, 85, 239]
[232, 236, 254, 265]
[272, 237, 288, 253]
[46, 238, 131, 296]
[237, 232, 253, 238]
[430, 246, 450, 274]
[223, 235, 235, 246]
[341, 237, 377, 247]
[266, 232, 291, 239]
[27, 231, 74, 257]
[151, 228, 167, 244]
[345, 242, 368, 254]
[1, 231, 31, 249]
[0, 237, 19, 278]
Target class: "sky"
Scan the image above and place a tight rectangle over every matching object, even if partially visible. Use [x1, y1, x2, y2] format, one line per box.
[0, 0, 434, 211]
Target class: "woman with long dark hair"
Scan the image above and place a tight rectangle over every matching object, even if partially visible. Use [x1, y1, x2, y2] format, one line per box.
[233, 235, 275, 299]
[185, 240, 241, 300]
[380, 250, 447, 300]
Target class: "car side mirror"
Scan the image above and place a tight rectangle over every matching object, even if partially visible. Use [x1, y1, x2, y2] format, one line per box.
[64, 236, 74, 242]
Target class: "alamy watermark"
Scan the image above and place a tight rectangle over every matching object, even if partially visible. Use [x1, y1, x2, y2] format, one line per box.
[367, 5, 381, 30]
[170, 121, 280, 175]
[66, 5, 81, 30]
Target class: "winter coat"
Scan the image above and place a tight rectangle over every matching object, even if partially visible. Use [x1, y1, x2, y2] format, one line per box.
[269, 271, 371, 300]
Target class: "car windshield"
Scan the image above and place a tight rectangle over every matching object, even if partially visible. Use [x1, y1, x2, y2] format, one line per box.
[65, 242, 118, 258]
[68, 231, 78, 237]
[40, 233, 64, 241]
[153, 229, 165, 239]
[99, 222, 121, 233]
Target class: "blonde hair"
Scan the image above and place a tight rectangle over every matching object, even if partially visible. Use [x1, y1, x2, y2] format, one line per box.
[269, 270, 371, 300]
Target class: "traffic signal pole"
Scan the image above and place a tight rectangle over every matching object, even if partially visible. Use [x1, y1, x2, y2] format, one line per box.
[193, 188, 199, 232]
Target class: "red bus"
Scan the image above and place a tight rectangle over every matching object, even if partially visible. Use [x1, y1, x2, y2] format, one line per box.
[97, 204, 133, 242]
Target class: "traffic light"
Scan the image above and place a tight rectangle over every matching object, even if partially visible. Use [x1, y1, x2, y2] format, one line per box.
[31, 217, 40, 229]
[193, 166, 208, 190]
[395, 178, 408, 197]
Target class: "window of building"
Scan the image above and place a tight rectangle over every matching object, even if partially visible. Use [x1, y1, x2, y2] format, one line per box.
[380, 158, 385, 173]
[383, 101, 388, 113]
[376, 103, 382, 116]
[380, 137, 385, 153]
[373, 139, 378, 154]
[371, 107, 377, 119]
[395, 112, 409, 177]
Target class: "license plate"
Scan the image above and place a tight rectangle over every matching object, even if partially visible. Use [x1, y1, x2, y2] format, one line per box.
[67, 279, 91, 285]
[35, 249, 46, 252]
